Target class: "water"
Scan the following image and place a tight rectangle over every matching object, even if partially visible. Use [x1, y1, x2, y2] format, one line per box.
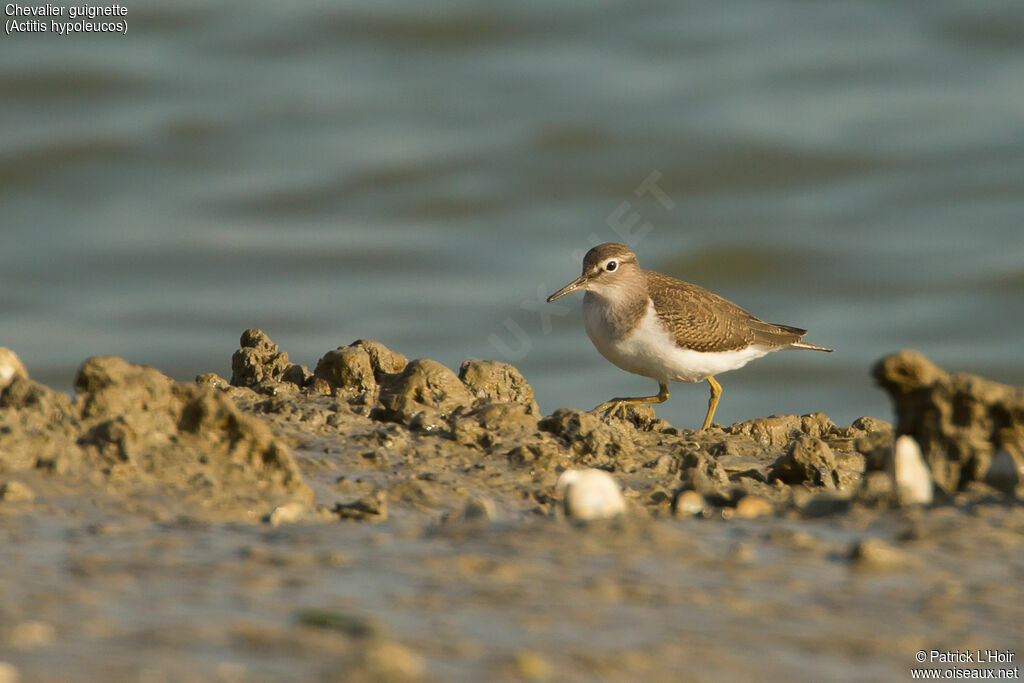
[2, 0, 1023, 427]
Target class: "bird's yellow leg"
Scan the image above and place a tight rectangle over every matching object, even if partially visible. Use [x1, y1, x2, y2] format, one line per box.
[591, 383, 670, 419]
[700, 376, 722, 431]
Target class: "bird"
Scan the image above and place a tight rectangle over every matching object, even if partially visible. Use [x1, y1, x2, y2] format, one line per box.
[547, 242, 833, 430]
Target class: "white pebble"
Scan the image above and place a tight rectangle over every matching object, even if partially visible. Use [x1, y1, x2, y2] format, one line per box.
[890, 435, 933, 505]
[0, 348, 27, 390]
[268, 502, 307, 526]
[556, 468, 626, 520]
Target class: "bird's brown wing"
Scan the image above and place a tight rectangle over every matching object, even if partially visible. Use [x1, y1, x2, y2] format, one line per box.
[644, 270, 804, 352]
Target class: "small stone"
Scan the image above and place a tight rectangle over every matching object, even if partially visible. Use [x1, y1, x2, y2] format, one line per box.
[195, 373, 229, 389]
[334, 491, 388, 521]
[361, 641, 424, 681]
[0, 481, 35, 503]
[984, 449, 1021, 495]
[514, 650, 554, 681]
[268, 502, 308, 526]
[556, 469, 626, 520]
[672, 489, 705, 517]
[732, 495, 774, 519]
[0, 348, 28, 391]
[889, 435, 933, 505]
[849, 538, 913, 571]
[9, 621, 56, 650]
[295, 608, 379, 638]
[0, 662, 19, 683]
[461, 496, 497, 521]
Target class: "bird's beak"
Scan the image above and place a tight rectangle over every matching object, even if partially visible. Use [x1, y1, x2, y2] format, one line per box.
[547, 274, 589, 302]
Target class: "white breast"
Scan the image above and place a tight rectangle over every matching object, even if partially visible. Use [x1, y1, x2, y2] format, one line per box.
[584, 298, 778, 384]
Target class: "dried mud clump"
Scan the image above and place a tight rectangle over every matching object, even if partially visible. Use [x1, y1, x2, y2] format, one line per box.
[727, 412, 837, 449]
[873, 350, 1024, 493]
[1, 354, 311, 520]
[377, 358, 472, 427]
[313, 339, 409, 399]
[16, 329, 1013, 526]
[231, 329, 310, 391]
[538, 409, 636, 469]
[770, 436, 839, 489]
[314, 346, 377, 395]
[459, 359, 540, 415]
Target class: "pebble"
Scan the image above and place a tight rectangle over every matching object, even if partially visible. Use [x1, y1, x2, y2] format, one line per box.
[268, 501, 308, 526]
[334, 491, 388, 521]
[9, 621, 56, 650]
[461, 495, 497, 521]
[0, 348, 27, 390]
[295, 608, 378, 638]
[890, 435, 933, 505]
[850, 538, 912, 571]
[672, 490, 705, 517]
[0, 662, 18, 683]
[732, 495, 774, 519]
[514, 650, 555, 681]
[0, 481, 35, 503]
[556, 469, 626, 520]
[361, 641, 424, 681]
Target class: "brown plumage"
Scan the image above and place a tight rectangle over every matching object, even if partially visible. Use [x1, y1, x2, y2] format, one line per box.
[644, 270, 823, 352]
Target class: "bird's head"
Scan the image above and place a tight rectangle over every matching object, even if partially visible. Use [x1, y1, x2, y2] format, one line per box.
[547, 243, 643, 302]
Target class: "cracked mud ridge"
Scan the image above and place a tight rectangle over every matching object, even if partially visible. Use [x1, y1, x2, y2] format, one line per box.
[0, 334, 1021, 681]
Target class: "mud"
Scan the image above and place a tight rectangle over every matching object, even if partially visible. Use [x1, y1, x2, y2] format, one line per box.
[874, 349, 1024, 495]
[1, 337, 1021, 681]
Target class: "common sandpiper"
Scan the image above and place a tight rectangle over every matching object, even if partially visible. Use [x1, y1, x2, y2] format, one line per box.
[547, 243, 833, 430]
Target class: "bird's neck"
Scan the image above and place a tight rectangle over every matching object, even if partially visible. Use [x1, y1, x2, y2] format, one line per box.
[584, 283, 650, 339]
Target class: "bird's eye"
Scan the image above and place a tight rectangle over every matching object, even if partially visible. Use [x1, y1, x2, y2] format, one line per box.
[605, 260, 618, 272]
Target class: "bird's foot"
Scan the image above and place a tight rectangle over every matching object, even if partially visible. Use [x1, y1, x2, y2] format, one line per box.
[589, 399, 627, 420]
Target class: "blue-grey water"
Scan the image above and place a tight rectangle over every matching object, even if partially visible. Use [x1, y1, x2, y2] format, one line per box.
[2, 0, 1023, 428]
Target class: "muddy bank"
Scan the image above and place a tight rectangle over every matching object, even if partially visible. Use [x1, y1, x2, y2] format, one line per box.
[1, 335, 1021, 681]
[1, 350, 310, 522]
[5, 332, 1019, 525]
